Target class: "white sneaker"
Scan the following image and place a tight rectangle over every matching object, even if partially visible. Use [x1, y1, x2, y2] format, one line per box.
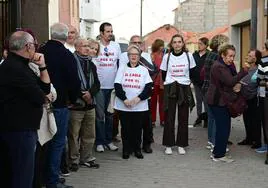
[206, 142, 214, 150]
[212, 156, 234, 163]
[106, 143, 118, 151]
[165, 147, 173, 155]
[96, 145, 104, 152]
[178, 147, 186, 155]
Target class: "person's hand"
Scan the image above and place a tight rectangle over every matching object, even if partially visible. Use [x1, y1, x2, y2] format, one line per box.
[46, 93, 53, 102]
[32, 53, 46, 68]
[130, 97, 141, 106]
[233, 83, 242, 93]
[123, 99, 132, 108]
[82, 91, 92, 104]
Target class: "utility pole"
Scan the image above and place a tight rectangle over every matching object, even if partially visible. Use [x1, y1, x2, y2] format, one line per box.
[250, 0, 257, 49]
[140, 0, 143, 37]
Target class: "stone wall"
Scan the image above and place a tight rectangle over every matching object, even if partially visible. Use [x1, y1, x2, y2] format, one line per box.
[174, 0, 228, 32]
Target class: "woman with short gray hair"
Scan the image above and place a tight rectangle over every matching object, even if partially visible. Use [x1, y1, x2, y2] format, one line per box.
[114, 45, 153, 159]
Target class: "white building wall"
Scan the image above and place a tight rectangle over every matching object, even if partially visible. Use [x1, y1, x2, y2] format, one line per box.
[48, 0, 59, 37]
[79, 0, 100, 38]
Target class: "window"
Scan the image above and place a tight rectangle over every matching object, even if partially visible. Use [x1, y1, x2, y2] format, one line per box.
[85, 0, 90, 3]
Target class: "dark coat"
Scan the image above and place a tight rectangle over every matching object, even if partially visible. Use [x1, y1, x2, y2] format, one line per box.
[206, 60, 247, 106]
[0, 53, 47, 131]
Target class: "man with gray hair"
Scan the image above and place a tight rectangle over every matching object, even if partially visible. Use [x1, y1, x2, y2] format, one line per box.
[0, 31, 50, 188]
[39, 22, 80, 188]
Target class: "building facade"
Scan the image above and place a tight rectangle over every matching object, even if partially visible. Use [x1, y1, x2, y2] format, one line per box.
[229, 0, 267, 66]
[174, 0, 228, 32]
[79, 0, 100, 39]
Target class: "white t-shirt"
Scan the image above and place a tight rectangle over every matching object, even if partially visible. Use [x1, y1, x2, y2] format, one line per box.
[93, 41, 121, 89]
[119, 52, 152, 67]
[160, 52, 196, 85]
[114, 65, 152, 112]
[64, 43, 75, 53]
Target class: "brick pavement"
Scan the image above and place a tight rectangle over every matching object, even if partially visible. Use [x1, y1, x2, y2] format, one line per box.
[65, 111, 268, 188]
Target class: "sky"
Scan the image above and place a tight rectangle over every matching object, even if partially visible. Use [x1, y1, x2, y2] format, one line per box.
[94, 0, 179, 41]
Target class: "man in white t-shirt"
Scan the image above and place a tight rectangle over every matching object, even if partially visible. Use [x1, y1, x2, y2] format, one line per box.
[64, 25, 78, 53]
[119, 35, 156, 154]
[93, 22, 121, 152]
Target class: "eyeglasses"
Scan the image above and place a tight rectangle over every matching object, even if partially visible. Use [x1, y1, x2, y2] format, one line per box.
[104, 46, 109, 56]
[26, 42, 39, 49]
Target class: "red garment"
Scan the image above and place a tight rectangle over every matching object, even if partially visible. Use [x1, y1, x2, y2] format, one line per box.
[151, 52, 163, 86]
[151, 85, 165, 123]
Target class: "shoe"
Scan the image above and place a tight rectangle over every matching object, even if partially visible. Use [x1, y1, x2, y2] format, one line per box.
[143, 145, 153, 153]
[178, 147, 186, 155]
[59, 177, 65, 184]
[60, 168, 70, 177]
[152, 122, 156, 128]
[165, 147, 172, 155]
[212, 156, 234, 163]
[206, 142, 214, 150]
[96, 145, 104, 152]
[80, 161, 100, 169]
[56, 183, 74, 188]
[227, 140, 233, 145]
[112, 136, 121, 143]
[106, 143, 118, 151]
[255, 145, 268, 153]
[122, 152, 130, 159]
[160, 121, 165, 127]
[69, 163, 79, 172]
[238, 139, 252, 145]
[134, 151, 144, 159]
[265, 155, 268, 165]
[251, 143, 262, 149]
[193, 116, 202, 127]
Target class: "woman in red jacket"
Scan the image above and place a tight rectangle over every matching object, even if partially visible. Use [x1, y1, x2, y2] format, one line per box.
[151, 39, 165, 127]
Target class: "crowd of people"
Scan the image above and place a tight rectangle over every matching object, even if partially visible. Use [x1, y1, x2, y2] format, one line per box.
[1, 21, 268, 188]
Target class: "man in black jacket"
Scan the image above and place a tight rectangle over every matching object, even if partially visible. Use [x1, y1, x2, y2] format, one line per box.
[0, 31, 50, 188]
[39, 23, 80, 188]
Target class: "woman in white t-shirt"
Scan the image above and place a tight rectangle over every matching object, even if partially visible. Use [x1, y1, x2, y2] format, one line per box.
[160, 34, 196, 155]
[114, 45, 153, 159]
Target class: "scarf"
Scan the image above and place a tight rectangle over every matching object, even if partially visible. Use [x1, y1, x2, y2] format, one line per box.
[219, 57, 237, 76]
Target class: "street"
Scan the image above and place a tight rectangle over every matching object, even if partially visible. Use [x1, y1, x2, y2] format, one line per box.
[65, 110, 268, 188]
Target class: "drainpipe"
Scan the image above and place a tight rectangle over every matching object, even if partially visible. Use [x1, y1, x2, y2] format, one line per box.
[250, 0, 257, 49]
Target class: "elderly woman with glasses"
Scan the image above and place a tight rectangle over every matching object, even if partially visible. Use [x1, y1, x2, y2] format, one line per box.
[114, 45, 153, 159]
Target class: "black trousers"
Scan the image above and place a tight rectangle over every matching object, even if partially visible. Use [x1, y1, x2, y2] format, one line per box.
[142, 99, 153, 147]
[162, 98, 189, 147]
[33, 143, 49, 188]
[119, 111, 145, 153]
[259, 97, 268, 144]
[0, 131, 37, 188]
[242, 97, 261, 144]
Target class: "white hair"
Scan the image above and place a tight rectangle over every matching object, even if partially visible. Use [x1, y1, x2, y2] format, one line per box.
[9, 31, 33, 51]
[50, 23, 68, 41]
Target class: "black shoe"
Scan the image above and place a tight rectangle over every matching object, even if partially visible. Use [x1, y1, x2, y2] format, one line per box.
[238, 139, 252, 145]
[69, 163, 79, 172]
[122, 152, 130, 159]
[251, 143, 262, 149]
[59, 177, 65, 184]
[227, 140, 233, 145]
[80, 161, 100, 169]
[143, 145, 153, 153]
[193, 117, 202, 127]
[134, 151, 144, 159]
[60, 168, 70, 177]
[265, 155, 268, 165]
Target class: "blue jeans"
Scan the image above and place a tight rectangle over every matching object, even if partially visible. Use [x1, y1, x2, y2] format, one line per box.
[0, 130, 37, 188]
[210, 105, 231, 158]
[46, 108, 69, 186]
[207, 106, 216, 145]
[95, 89, 113, 145]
